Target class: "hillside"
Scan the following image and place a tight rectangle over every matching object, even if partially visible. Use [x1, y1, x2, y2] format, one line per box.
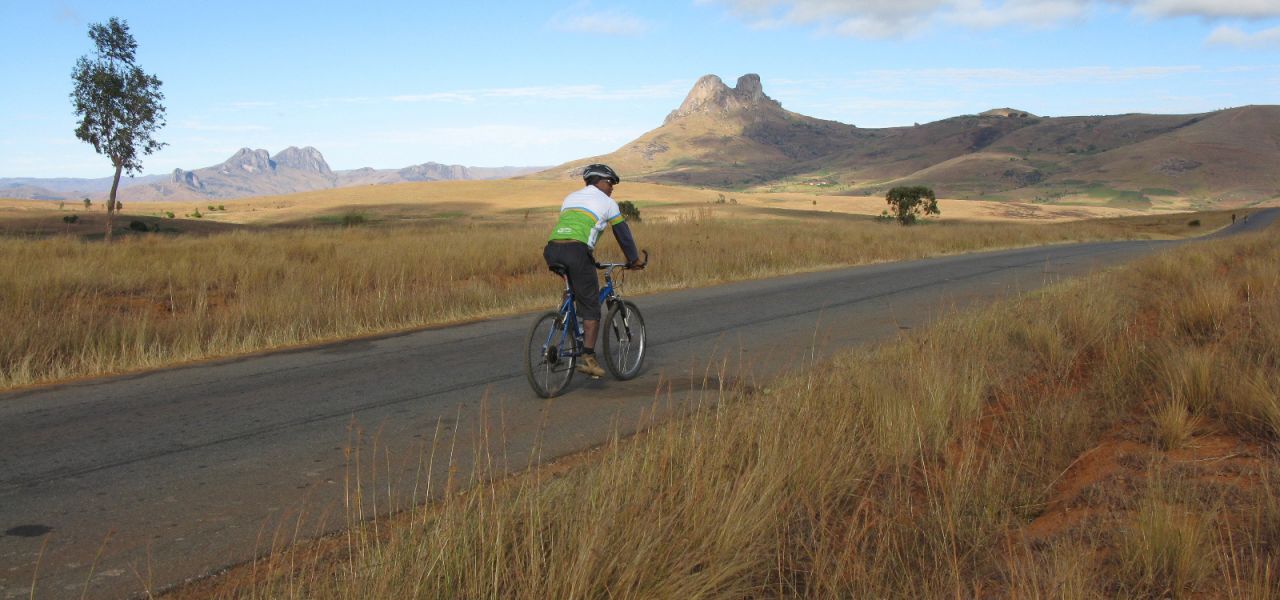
[1, 149, 544, 202]
[544, 74, 1280, 207]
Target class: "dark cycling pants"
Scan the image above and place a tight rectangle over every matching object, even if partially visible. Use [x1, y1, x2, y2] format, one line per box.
[543, 241, 601, 320]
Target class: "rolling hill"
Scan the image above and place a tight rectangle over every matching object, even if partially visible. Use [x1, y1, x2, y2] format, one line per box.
[0, 148, 545, 202]
[544, 74, 1280, 208]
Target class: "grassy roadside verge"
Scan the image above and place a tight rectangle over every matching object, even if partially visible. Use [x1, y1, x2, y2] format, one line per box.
[170, 220, 1277, 598]
[0, 211, 1231, 391]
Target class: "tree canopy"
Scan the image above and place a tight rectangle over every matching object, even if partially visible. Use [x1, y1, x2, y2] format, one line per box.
[70, 17, 165, 241]
[884, 186, 939, 225]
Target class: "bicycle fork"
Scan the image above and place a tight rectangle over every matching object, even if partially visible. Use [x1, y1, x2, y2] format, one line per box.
[608, 300, 632, 345]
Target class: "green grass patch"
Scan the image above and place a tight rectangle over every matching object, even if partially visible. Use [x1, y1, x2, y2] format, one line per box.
[1074, 185, 1153, 209]
[313, 212, 374, 226]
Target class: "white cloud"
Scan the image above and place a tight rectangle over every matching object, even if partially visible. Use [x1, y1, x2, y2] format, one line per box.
[482, 82, 686, 101]
[704, 0, 1280, 38]
[845, 65, 1201, 90]
[950, 0, 1092, 29]
[368, 124, 640, 148]
[1207, 24, 1280, 47]
[811, 97, 967, 113]
[350, 123, 647, 166]
[705, 0, 947, 37]
[229, 101, 276, 110]
[388, 81, 687, 103]
[1133, 0, 1280, 20]
[179, 120, 268, 133]
[303, 96, 376, 108]
[389, 92, 476, 103]
[55, 3, 82, 24]
[550, 8, 652, 36]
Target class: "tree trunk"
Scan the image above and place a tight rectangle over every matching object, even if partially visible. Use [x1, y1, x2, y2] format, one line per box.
[106, 162, 122, 243]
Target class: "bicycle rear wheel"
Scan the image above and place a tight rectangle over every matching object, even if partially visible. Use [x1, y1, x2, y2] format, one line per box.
[525, 311, 578, 397]
[602, 300, 646, 380]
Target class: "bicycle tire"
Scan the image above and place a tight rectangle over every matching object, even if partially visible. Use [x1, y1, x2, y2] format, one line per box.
[524, 311, 577, 397]
[601, 300, 646, 380]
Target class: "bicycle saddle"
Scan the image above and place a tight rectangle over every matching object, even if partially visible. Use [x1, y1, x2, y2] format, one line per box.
[548, 263, 569, 276]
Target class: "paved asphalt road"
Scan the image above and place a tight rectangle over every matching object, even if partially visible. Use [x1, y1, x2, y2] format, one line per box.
[1, 210, 1274, 599]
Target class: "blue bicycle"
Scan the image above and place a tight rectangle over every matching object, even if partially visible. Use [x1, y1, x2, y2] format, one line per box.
[524, 252, 649, 398]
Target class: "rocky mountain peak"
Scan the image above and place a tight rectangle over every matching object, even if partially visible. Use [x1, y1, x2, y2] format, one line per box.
[980, 108, 1037, 118]
[398, 162, 469, 182]
[273, 146, 332, 175]
[734, 74, 764, 102]
[665, 73, 782, 123]
[220, 148, 275, 175]
[171, 168, 203, 190]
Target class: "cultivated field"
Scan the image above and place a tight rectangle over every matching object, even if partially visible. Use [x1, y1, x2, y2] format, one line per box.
[170, 216, 1280, 598]
[0, 181, 1237, 390]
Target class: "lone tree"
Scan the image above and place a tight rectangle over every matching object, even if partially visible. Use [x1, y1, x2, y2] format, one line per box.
[884, 185, 939, 225]
[70, 17, 165, 242]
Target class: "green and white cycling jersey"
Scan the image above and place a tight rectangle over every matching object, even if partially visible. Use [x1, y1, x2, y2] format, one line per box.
[548, 185, 625, 248]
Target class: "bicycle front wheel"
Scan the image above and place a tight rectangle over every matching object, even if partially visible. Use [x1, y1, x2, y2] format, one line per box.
[602, 300, 646, 380]
[525, 311, 577, 398]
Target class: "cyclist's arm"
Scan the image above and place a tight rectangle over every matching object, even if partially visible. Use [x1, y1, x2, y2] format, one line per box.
[610, 220, 640, 264]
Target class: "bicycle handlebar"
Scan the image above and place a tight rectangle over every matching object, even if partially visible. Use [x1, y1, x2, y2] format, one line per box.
[596, 249, 649, 271]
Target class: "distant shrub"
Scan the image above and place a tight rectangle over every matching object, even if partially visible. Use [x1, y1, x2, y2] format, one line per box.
[165, 211, 175, 219]
[128, 220, 150, 232]
[62, 214, 79, 224]
[342, 213, 367, 227]
[618, 200, 641, 223]
[1188, 219, 1201, 227]
[217, 204, 225, 211]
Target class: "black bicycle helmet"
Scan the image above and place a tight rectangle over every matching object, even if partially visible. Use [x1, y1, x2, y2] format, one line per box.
[581, 163, 620, 185]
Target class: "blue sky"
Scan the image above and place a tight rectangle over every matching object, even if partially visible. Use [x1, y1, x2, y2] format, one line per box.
[2, 0, 1278, 178]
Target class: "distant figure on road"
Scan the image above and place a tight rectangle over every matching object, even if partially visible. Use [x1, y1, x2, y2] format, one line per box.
[543, 164, 644, 378]
[1232, 213, 1237, 224]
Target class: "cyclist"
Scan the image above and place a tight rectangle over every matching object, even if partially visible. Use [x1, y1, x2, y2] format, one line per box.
[543, 163, 644, 378]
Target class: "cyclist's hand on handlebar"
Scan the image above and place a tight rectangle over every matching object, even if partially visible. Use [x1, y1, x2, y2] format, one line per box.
[627, 250, 649, 270]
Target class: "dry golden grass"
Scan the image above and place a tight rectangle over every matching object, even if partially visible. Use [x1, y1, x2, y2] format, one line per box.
[157, 219, 1280, 598]
[1117, 488, 1215, 597]
[0, 205, 1236, 391]
[0, 176, 1169, 232]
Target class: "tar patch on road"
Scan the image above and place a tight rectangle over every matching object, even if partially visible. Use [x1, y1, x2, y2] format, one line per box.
[4, 524, 53, 537]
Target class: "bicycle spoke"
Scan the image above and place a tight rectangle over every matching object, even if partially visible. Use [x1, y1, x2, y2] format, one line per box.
[525, 311, 576, 397]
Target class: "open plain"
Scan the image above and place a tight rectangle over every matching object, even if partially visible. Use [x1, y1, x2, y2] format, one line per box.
[0, 177, 1273, 597]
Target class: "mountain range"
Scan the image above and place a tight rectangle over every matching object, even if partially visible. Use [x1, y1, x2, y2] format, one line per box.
[7, 74, 1277, 208]
[543, 74, 1280, 207]
[0, 150, 544, 202]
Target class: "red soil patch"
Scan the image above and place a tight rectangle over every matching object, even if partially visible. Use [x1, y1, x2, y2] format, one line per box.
[1019, 415, 1269, 544]
[1024, 431, 1148, 541]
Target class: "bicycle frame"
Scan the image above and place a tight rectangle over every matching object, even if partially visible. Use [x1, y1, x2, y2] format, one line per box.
[542, 264, 626, 360]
